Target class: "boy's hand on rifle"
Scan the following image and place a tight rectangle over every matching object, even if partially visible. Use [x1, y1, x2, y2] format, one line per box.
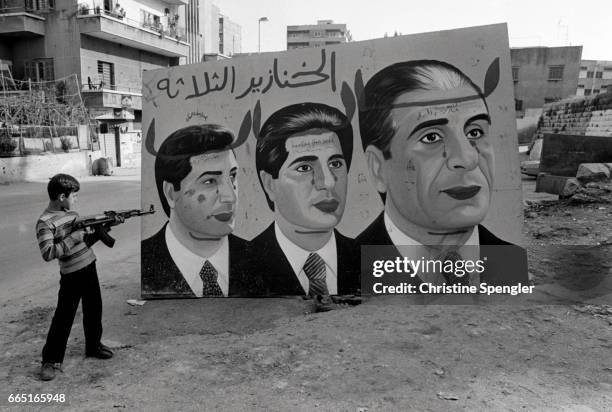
[71, 229, 86, 244]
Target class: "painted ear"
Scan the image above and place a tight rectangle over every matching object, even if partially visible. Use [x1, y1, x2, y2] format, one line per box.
[162, 181, 176, 210]
[259, 170, 275, 202]
[354, 69, 366, 112]
[365, 145, 387, 194]
[252, 100, 261, 138]
[341, 81, 356, 122]
[231, 109, 252, 149]
[144, 119, 158, 157]
[483, 57, 500, 98]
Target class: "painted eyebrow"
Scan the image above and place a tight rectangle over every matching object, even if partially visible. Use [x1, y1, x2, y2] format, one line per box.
[229, 167, 238, 174]
[408, 118, 448, 138]
[465, 113, 491, 126]
[328, 154, 345, 162]
[197, 171, 222, 179]
[288, 155, 318, 167]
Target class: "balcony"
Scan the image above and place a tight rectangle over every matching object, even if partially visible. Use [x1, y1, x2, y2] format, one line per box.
[81, 84, 143, 114]
[0, 0, 47, 37]
[76, 7, 189, 57]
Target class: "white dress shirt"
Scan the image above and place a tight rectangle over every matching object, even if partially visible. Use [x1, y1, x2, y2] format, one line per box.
[274, 223, 338, 295]
[384, 212, 480, 285]
[165, 225, 229, 297]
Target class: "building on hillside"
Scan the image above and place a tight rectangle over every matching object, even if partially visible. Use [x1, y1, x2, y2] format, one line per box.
[577, 60, 612, 97]
[286, 20, 350, 50]
[0, 0, 190, 134]
[510, 46, 582, 117]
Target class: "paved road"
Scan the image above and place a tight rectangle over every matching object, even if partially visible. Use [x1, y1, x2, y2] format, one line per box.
[0, 174, 554, 302]
[0, 178, 142, 302]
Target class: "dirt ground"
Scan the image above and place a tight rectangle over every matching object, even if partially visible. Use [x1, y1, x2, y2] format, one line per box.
[1, 179, 611, 411]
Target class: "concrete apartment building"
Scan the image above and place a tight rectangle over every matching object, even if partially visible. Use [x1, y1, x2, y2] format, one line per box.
[510, 46, 583, 116]
[0, 0, 190, 133]
[577, 60, 612, 97]
[218, 13, 241, 57]
[0, 0, 240, 131]
[286, 19, 349, 50]
[186, 0, 241, 62]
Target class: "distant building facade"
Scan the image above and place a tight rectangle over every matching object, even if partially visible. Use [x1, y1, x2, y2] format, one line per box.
[219, 13, 241, 57]
[286, 19, 349, 50]
[0, 0, 190, 132]
[577, 60, 612, 97]
[510, 46, 583, 117]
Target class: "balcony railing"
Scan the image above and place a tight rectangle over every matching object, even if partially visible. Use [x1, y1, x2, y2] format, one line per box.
[81, 83, 141, 94]
[0, 0, 54, 14]
[77, 4, 185, 42]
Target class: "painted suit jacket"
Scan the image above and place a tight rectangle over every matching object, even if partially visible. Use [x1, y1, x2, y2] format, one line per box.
[249, 223, 361, 296]
[141, 224, 264, 298]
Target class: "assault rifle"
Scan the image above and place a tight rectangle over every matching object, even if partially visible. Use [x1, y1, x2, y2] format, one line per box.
[73, 205, 155, 248]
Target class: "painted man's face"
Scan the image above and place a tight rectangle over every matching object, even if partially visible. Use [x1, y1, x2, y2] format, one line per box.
[381, 87, 494, 231]
[167, 150, 238, 239]
[268, 129, 348, 231]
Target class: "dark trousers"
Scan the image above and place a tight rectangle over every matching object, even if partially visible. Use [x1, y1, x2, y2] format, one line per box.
[42, 261, 103, 363]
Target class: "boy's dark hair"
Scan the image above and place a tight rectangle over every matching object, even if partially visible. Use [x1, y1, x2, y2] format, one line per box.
[255, 103, 353, 210]
[154, 124, 235, 217]
[47, 174, 80, 200]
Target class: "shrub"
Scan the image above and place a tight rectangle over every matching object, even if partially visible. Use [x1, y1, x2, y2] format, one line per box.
[0, 136, 17, 155]
[60, 136, 73, 151]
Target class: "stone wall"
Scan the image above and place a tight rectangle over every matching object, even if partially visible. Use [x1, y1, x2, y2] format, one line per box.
[538, 91, 612, 137]
[0, 152, 90, 182]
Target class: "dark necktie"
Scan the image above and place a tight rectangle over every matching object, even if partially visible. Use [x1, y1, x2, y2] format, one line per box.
[303, 253, 329, 297]
[441, 250, 470, 286]
[199, 260, 223, 297]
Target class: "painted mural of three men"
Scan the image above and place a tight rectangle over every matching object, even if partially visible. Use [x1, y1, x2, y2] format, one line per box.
[141, 52, 529, 299]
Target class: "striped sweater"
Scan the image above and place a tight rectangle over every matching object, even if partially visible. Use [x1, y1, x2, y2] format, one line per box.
[36, 207, 96, 274]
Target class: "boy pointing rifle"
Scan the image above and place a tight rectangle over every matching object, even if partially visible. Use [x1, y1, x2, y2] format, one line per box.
[36, 174, 124, 381]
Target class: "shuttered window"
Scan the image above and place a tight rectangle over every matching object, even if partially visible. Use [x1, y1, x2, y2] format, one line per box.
[97, 61, 114, 89]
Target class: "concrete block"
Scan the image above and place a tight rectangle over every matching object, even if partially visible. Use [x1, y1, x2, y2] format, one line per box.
[576, 163, 611, 183]
[536, 173, 574, 195]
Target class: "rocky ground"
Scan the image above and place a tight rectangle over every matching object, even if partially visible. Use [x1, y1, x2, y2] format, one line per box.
[1, 177, 611, 411]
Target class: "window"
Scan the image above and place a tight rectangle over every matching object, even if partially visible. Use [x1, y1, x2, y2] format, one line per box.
[97, 60, 114, 89]
[587, 71, 594, 78]
[595, 71, 603, 79]
[548, 65, 564, 80]
[24, 58, 54, 82]
[593, 89, 600, 94]
[604, 68, 612, 80]
[312, 30, 323, 37]
[544, 97, 556, 104]
[584, 89, 592, 96]
[580, 66, 588, 70]
[512, 66, 519, 82]
[515, 99, 523, 111]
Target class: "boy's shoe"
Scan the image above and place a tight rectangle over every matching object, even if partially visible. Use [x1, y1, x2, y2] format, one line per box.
[40, 363, 62, 381]
[86, 343, 113, 359]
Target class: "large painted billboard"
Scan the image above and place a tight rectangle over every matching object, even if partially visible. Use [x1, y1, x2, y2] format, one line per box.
[141, 23, 528, 299]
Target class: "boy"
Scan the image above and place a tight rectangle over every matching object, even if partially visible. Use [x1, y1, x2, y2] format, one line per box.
[36, 174, 114, 381]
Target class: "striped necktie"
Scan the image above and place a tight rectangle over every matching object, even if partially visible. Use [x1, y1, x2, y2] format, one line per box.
[199, 260, 223, 297]
[441, 250, 470, 285]
[303, 252, 329, 297]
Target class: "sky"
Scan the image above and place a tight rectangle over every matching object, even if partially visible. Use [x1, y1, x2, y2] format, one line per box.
[213, 0, 611, 60]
